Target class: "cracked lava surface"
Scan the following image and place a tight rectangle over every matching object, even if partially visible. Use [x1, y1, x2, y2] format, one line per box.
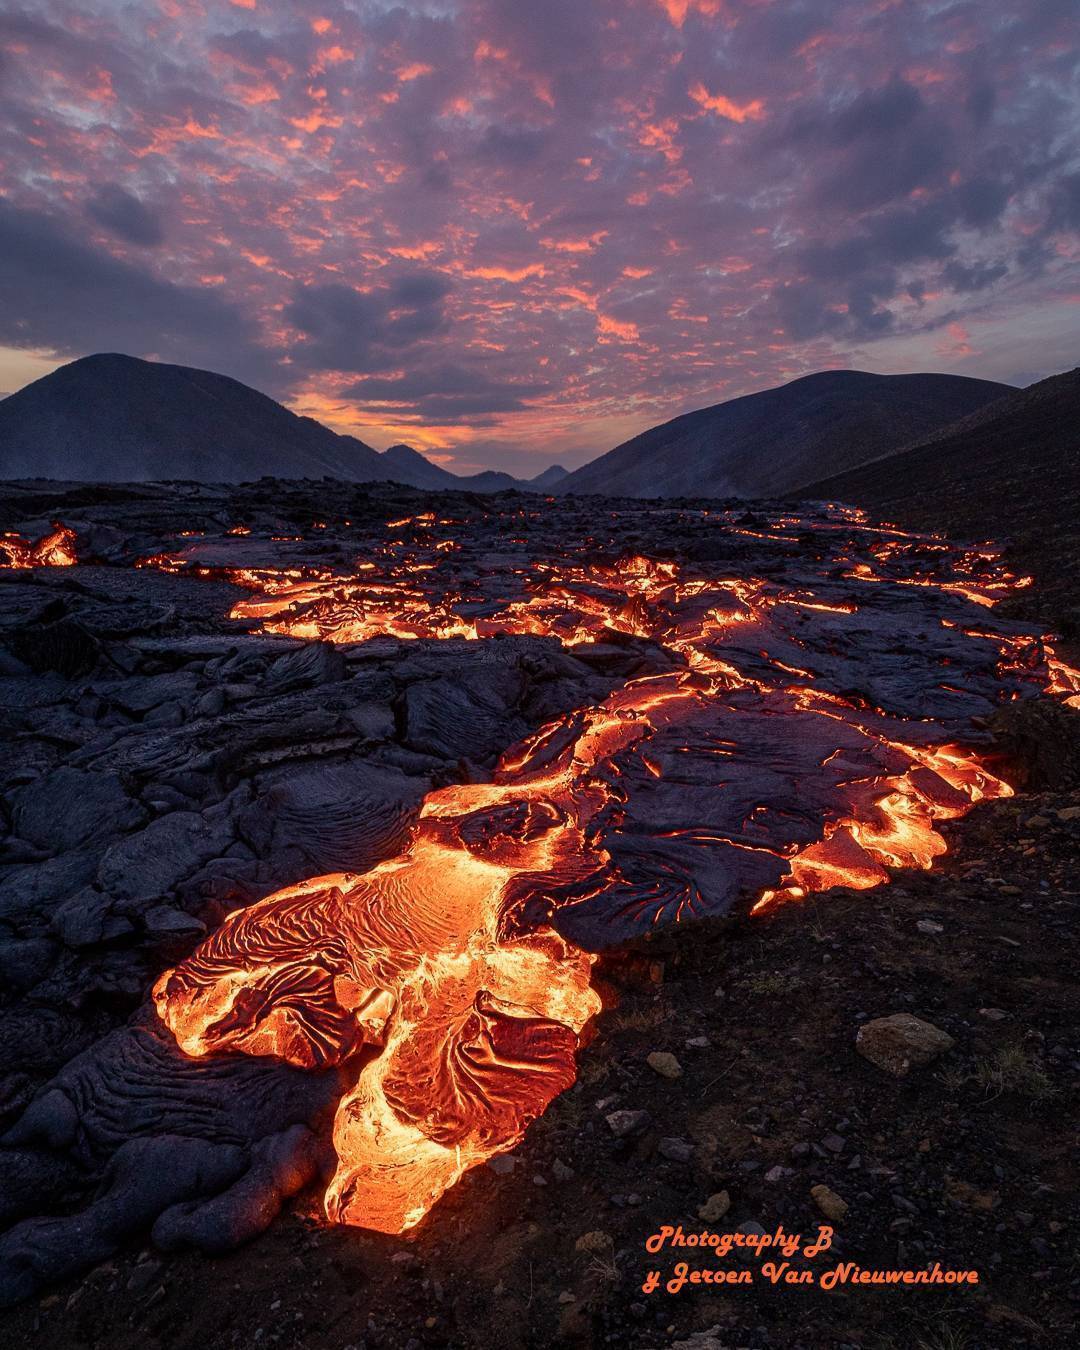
[136, 500, 1078, 1233]
[2, 489, 1078, 1277]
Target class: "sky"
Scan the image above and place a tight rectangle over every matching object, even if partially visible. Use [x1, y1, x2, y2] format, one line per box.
[0, 1, 1077, 475]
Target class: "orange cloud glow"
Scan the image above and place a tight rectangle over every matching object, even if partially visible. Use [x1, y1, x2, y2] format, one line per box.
[688, 81, 765, 122]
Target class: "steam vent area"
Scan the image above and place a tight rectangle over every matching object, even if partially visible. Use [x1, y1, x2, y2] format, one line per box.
[1, 477, 1078, 1332]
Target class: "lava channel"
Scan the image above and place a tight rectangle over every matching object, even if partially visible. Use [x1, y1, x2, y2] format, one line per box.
[42, 501, 1080, 1234]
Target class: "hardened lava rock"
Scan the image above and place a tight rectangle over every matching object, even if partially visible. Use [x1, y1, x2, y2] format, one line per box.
[0, 480, 1077, 1303]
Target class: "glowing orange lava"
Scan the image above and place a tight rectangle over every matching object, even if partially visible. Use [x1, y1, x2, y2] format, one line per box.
[133, 505, 1076, 1235]
[0, 524, 77, 569]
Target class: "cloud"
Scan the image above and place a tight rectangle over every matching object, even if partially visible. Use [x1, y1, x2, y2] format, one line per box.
[0, 200, 274, 386]
[0, 0, 1076, 469]
[344, 362, 552, 420]
[285, 271, 453, 372]
[475, 124, 549, 165]
[85, 183, 164, 245]
[942, 259, 1008, 293]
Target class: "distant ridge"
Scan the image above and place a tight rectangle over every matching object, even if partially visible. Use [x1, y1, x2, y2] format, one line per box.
[530, 464, 569, 488]
[559, 369, 1013, 499]
[382, 442, 454, 490]
[0, 353, 554, 492]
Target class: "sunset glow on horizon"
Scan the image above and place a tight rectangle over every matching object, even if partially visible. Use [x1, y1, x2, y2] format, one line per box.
[1, 0, 1077, 474]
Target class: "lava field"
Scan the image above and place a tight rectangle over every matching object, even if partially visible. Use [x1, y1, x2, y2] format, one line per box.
[0, 478, 1076, 1307]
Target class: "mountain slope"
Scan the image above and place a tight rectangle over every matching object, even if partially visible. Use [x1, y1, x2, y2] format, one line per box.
[381, 442, 457, 490]
[0, 353, 388, 483]
[560, 370, 1013, 499]
[802, 367, 1080, 637]
[802, 367, 1080, 537]
[530, 464, 569, 488]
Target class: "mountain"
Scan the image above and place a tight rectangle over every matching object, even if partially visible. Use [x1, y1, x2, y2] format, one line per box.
[530, 464, 569, 488]
[559, 370, 1013, 499]
[380, 443, 523, 493]
[460, 469, 521, 492]
[801, 367, 1080, 540]
[0, 353, 387, 483]
[801, 367, 1080, 644]
[382, 442, 455, 490]
[0, 353, 537, 492]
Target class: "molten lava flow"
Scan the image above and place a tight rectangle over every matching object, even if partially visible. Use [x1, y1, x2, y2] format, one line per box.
[0, 524, 76, 569]
[154, 707, 657, 1231]
[142, 503, 1079, 1234]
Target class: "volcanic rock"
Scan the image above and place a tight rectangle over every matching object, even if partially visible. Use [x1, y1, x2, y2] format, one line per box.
[810, 1184, 850, 1223]
[697, 1191, 731, 1223]
[0, 475, 1073, 1312]
[657, 1137, 694, 1163]
[646, 1051, 682, 1080]
[855, 1014, 955, 1076]
[10, 768, 146, 851]
[605, 1110, 650, 1138]
[96, 811, 235, 903]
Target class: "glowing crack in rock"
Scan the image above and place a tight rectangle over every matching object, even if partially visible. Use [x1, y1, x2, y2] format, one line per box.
[130, 502, 1078, 1233]
[0, 523, 76, 569]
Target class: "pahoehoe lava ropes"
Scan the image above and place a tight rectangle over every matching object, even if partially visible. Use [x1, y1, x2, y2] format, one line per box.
[85, 498, 1077, 1233]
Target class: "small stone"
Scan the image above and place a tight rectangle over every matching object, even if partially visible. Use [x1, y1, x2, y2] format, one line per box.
[575, 1230, 612, 1253]
[487, 1154, 516, 1175]
[811, 1185, 849, 1223]
[856, 1014, 955, 1077]
[658, 1137, 694, 1163]
[685, 1036, 710, 1049]
[558, 1292, 576, 1305]
[1024, 815, 1051, 829]
[605, 1109, 650, 1137]
[979, 1007, 1008, 1021]
[697, 1191, 731, 1223]
[764, 1165, 791, 1182]
[821, 1133, 845, 1154]
[916, 919, 943, 935]
[647, 1051, 682, 1080]
[532, 1174, 547, 1186]
[1055, 805, 1080, 822]
[552, 1158, 575, 1182]
[142, 905, 207, 937]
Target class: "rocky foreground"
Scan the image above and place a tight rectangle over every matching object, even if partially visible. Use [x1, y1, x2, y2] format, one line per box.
[0, 478, 1077, 1348]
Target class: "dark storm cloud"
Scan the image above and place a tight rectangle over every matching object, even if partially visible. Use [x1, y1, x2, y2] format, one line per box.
[285, 272, 453, 372]
[475, 125, 549, 166]
[792, 79, 951, 213]
[801, 203, 954, 282]
[0, 201, 272, 386]
[85, 184, 163, 246]
[345, 362, 552, 419]
[1047, 173, 1080, 232]
[954, 176, 1012, 229]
